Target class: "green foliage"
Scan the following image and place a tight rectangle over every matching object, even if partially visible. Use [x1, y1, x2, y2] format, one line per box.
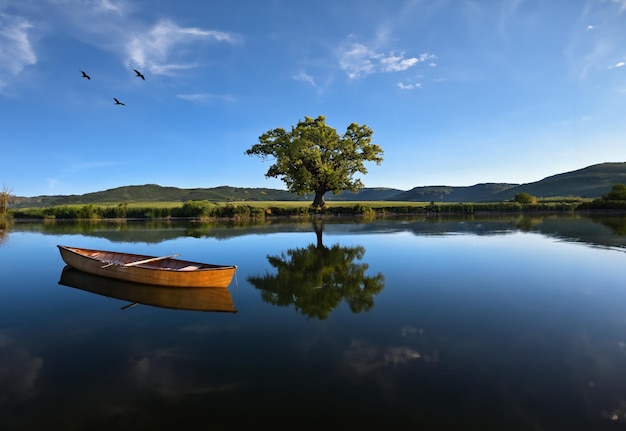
[245, 115, 384, 207]
[513, 192, 538, 204]
[602, 183, 626, 201]
[180, 200, 216, 218]
[577, 183, 626, 210]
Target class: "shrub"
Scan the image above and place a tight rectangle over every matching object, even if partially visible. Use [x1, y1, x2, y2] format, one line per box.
[513, 192, 538, 204]
[602, 183, 626, 201]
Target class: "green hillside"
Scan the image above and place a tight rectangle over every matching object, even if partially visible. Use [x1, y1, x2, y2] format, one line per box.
[490, 162, 626, 200]
[326, 187, 407, 201]
[12, 184, 310, 208]
[11, 162, 626, 207]
[390, 183, 519, 202]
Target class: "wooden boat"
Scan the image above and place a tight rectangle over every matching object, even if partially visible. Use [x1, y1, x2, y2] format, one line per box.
[57, 245, 237, 288]
[59, 266, 237, 313]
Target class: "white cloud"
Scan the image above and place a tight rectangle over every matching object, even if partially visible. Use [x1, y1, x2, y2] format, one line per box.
[609, 61, 625, 68]
[126, 19, 239, 74]
[397, 82, 422, 90]
[381, 55, 418, 72]
[0, 13, 36, 87]
[338, 41, 434, 79]
[338, 43, 377, 78]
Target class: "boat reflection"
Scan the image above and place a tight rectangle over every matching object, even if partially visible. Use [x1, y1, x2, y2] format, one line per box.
[58, 266, 238, 313]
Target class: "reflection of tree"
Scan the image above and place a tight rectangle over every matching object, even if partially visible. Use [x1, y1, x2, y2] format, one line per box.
[247, 220, 385, 319]
[0, 223, 7, 246]
[515, 216, 543, 232]
[592, 215, 626, 236]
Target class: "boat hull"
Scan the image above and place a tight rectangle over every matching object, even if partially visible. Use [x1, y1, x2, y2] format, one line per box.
[57, 245, 237, 288]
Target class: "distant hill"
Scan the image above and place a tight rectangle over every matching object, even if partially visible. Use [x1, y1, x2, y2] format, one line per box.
[12, 185, 310, 208]
[326, 187, 407, 201]
[11, 162, 626, 207]
[489, 162, 626, 201]
[388, 183, 519, 203]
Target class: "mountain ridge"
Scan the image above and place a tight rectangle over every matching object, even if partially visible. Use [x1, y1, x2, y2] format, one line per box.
[12, 162, 626, 208]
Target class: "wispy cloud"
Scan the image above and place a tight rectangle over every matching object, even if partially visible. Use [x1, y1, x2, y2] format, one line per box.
[338, 41, 434, 79]
[177, 93, 236, 103]
[126, 19, 239, 75]
[0, 12, 36, 88]
[95, 0, 124, 14]
[45, 178, 60, 190]
[293, 71, 315, 86]
[610, 0, 626, 12]
[609, 61, 625, 68]
[5, 1, 241, 82]
[71, 161, 119, 170]
[397, 82, 422, 90]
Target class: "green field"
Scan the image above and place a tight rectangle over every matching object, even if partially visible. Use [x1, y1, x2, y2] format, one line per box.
[227, 200, 431, 208]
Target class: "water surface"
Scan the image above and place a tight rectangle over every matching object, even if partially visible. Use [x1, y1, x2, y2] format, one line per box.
[1, 215, 626, 430]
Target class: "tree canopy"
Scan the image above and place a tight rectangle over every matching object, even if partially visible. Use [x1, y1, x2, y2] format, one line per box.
[245, 115, 383, 207]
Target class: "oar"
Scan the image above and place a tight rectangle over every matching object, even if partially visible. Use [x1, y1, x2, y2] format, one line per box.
[101, 254, 180, 269]
[122, 254, 180, 267]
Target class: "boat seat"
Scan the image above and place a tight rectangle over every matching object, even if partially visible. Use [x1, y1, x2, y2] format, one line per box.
[179, 265, 200, 271]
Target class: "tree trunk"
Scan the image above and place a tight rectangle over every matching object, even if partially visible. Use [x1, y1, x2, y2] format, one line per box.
[311, 219, 325, 249]
[312, 190, 326, 208]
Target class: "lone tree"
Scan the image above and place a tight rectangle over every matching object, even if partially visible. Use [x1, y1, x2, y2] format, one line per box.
[245, 115, 383, 208]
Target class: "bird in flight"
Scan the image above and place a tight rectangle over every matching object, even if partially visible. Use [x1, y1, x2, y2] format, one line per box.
[133, 69, 145, 80]
[113, 97, 125, 106]
[80, 70, 91, 80]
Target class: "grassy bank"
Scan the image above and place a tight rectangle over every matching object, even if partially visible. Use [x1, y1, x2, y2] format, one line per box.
[6, 199, 591, 221]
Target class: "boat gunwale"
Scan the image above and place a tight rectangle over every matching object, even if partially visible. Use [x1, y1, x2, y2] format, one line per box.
[58, 245, 237, 273]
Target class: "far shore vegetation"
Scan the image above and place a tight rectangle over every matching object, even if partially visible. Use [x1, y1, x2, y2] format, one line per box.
[3, 185, 626, 223]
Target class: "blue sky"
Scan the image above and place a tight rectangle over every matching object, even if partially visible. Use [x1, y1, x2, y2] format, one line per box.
[2, 0, 626, 197]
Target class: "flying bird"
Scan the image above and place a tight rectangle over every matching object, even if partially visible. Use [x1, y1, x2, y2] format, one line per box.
[133, 69, 145, 80]
[80, 70, 90, 80]
[113, 98, 125, 106]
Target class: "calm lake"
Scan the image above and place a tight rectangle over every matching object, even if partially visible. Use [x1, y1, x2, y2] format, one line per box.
[2, 214, 626, 430]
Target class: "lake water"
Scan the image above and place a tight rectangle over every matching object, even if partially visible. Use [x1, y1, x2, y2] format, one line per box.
[1, 215, 626, 430]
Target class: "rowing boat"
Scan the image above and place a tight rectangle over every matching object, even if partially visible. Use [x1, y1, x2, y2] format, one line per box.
[57, 245, 237, 288]
[59, 266, 237, 313]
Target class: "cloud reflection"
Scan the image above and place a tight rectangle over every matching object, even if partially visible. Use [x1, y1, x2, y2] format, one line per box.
[128, 347, 242, 400]
[0, 332, 43, 401]
[343, 328, 437, 376]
